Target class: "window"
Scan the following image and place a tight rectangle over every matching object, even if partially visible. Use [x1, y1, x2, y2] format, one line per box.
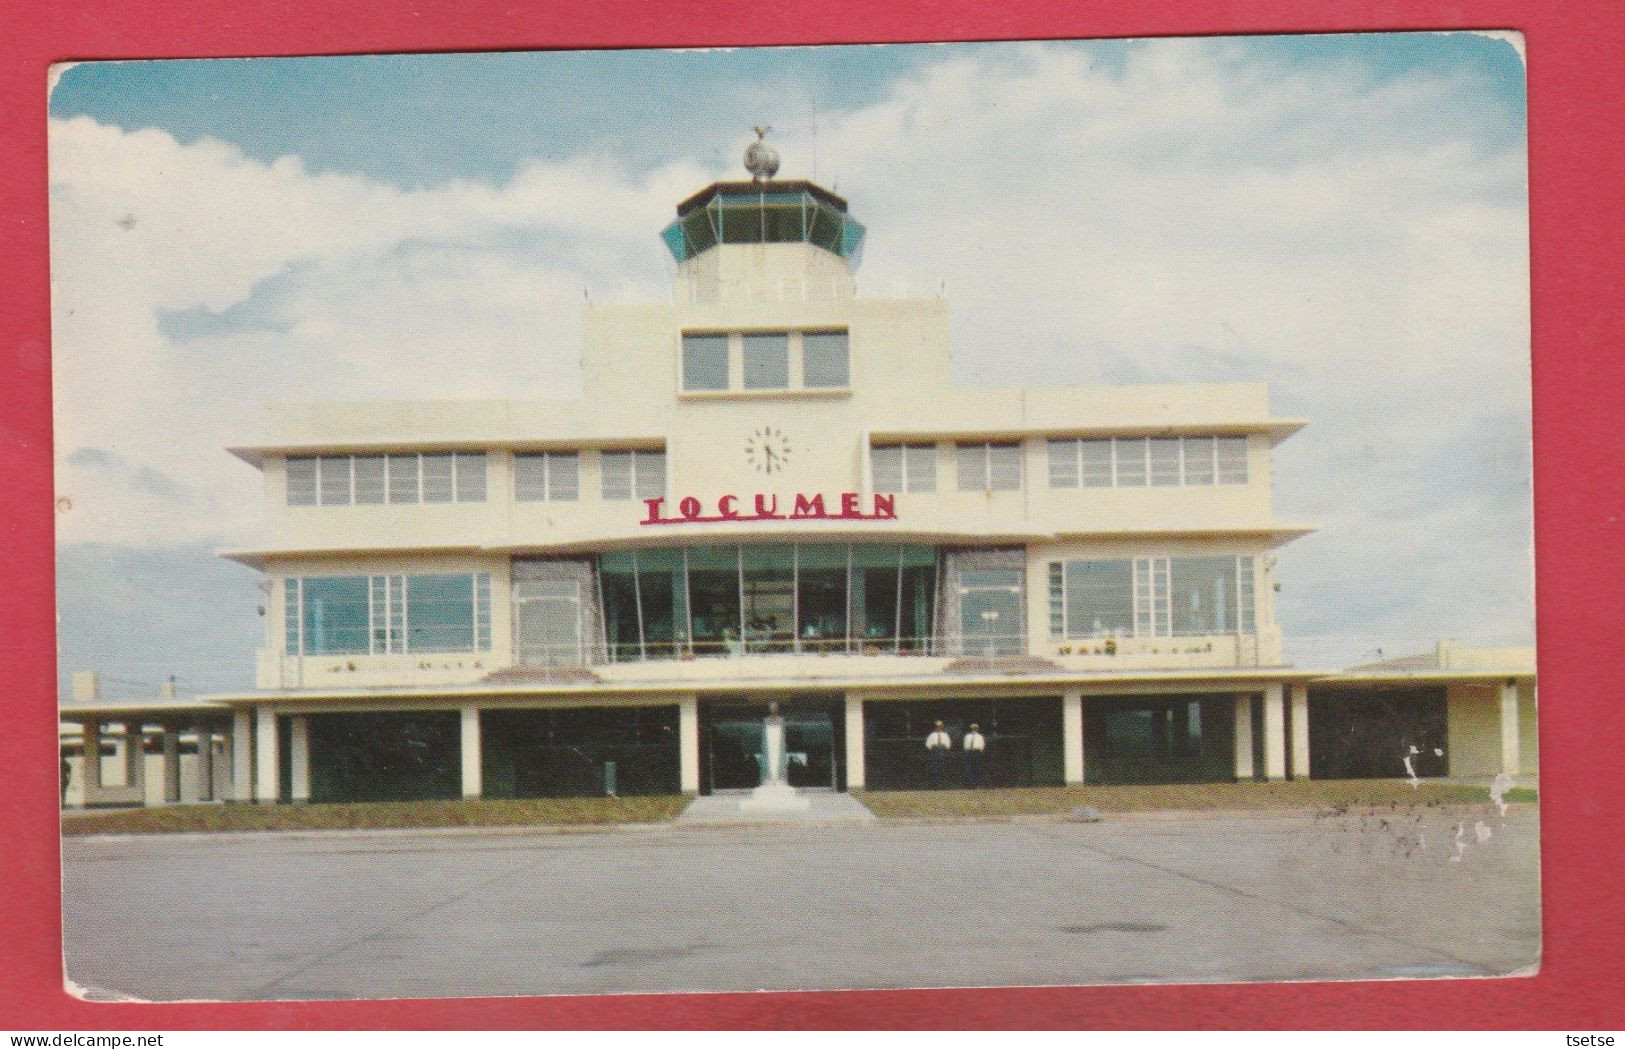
[286, 457, 317, 505]
[1049, 555, 1257, 640]
[1046, 560, 1135, 639]
[1216, 436, 1249, 484]
[287, 452, 487, 505]
[388, 454, 420, 503]
[956, 442, 1022, 492]
[682, 333, 729, 391]
[1044, 436, 1249, 489]
[285, 572, 492, 655]
[802, 330, 850, 388]
[289, 576, 369, 655]
[601, 449, 666, 501]
[1182, 436, 1216, 485]
[1047, 440, 1079, 488]
[1115, 438, 1149, 487]
[353, 456, 386, 504]
[318, 455, 352, 505]
[514, 452, 579, 502]
[1149, 438, 1182, 486]
[454, 453, 486, 502]
[422, 454, 455, 503]
[1077, 439, 1111, 487]
[871, 444, 936, 493]
[1170, 556, 1240, 635]
[1134, 557, 1170, 637]
[681, 328, 851, 394]
[742, 332, 790, 390]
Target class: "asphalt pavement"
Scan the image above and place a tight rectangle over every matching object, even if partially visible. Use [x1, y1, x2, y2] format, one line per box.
[61, 805, 1540, 1001]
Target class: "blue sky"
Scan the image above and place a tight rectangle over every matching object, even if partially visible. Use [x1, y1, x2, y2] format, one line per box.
[49, 33, 1530, 699]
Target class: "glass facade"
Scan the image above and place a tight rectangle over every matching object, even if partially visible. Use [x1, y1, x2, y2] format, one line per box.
[286, 572, 492, 655]
[1048, 556, 1256, 639]
[661, 186, 866, 267]
[597, 543, 938, 661]
[1085, 695, 1237, 784]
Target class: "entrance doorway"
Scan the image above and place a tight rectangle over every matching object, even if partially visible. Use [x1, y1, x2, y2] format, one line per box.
[699, 699, 844, 793]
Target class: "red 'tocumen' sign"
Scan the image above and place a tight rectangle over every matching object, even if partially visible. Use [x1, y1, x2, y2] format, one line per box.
[641, 492, 897, 526]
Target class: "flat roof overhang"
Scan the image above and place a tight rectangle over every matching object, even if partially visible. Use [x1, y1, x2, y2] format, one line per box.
[1316, 670, 1536, 686]
[868, 418, 1309, 446]
[58, 700, 233, 722]
[675, 179, 849, 217]
[218, 524, 1318, 568]
[200, 666, 1334, 708]
[227, 432, 668, 469]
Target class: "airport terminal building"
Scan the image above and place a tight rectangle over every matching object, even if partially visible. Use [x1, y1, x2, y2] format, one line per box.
[60, 145, 1538, 807]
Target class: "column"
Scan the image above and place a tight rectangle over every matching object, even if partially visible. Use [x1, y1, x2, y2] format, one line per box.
[1062, 690, 1085, 786]
[123, 720, 146, 794]
[254, 706, 279, 803]
[1233, 694, 1254, 781]
[844, 694, 866, 790]
[160, 723, 182, 803]
[1289, 682, 1311, 781]
[460, 705, 482, 799]
[232, 708, 253, 802]
[1500, 680, 1522, 777]
[289, 715, 311, 802]
[194, 725, 215, 801]
[82, 720, 103, 795]
[678, 695, 700, 794]
[1262, 683, 1287, 781]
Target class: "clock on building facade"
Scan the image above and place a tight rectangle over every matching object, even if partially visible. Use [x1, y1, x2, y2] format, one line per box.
[744, 426, 793, 474]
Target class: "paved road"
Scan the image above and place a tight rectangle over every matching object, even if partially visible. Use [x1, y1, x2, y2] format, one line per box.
[62, 806, 1540, 1001]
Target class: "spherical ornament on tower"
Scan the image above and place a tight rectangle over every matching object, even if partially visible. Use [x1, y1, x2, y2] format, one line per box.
[743, 124, 780, 181]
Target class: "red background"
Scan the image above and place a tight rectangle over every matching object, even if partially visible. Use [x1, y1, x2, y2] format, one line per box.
[2, 0, 1620, 1031]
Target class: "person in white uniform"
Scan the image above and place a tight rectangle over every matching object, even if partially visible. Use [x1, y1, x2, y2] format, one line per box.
[925, 720, 953, 789]
[962, 722, 987, 788]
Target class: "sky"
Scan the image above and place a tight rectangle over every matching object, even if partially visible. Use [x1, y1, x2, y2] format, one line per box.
[48, 33, 1532, 699]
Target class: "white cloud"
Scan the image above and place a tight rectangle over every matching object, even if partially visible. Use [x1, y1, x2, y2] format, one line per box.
[49, 39, 1531, 663]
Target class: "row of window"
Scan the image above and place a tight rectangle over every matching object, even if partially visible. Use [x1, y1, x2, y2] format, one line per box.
[1047, 556, 1257, 640]
[1048, 436, 1249, 488]
[287, 453, 489, 507]
[285, 573, 493, 655]
[681, 329, 850, 393]
[282, 555, 1260, 661]
[513, 449, 665, 503]
[873, 436, 1251, 493]
[287, 450, 667, 506]
[287, 436, 1250, 506]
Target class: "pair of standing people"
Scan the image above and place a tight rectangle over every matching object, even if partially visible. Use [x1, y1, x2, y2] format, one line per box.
[925, 720, 986, 789]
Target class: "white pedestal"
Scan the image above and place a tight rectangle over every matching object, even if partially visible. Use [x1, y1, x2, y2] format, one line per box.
[737, 782, 811, 813]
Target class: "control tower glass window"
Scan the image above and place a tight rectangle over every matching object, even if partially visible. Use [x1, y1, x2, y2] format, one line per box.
[661, 182, 866, 269]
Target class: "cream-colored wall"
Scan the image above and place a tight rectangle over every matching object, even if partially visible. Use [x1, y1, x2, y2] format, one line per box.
[673, 241, 856, 305]
[231, 237, 1311, 689]
[1445, 681, 1538, 778]
[1519, 684, 1539, 775]
[241, 269, 1298, 558]
[1445, 684, 1501, 778]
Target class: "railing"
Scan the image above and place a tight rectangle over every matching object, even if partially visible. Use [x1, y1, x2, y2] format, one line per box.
[518, 631, 1031, 668]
